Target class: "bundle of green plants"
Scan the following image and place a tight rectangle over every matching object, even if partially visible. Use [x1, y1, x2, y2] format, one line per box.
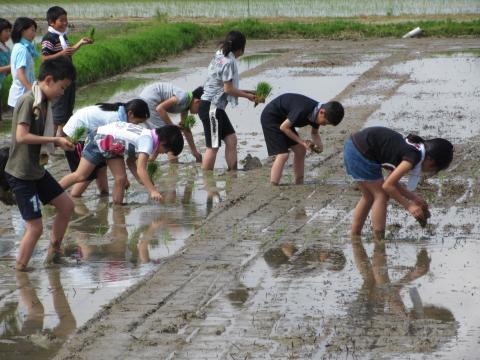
[68, 126, 87, 144]
[255, 81, 272, 106]
[305, 140, 322, 154]
[89, 27, 96, 41]
[147, 160, 159, 181]
[181, 115, 196, 129]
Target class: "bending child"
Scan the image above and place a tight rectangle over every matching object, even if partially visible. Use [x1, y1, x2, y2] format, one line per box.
[59, 122, 183, 204]
[4, 57, 76, 271]
[261, 93, 344, 185]
[139, 82, 203, 162]
[199, 30, 256, 170]
[343, 126, 453, 239]
[62, 99, 150, 197]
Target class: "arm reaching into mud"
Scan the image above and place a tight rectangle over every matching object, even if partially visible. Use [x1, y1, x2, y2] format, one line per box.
[279, 119, 309, 151]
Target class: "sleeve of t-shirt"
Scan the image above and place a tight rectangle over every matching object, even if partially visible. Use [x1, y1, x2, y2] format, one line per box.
[41, 34, 56, 55]
[287, 107, 308, 126]
[136, 135, 154, 155]
[221, 59, 235, 83]
[14, 95, 34, 126]
[173, 89, 189, 110]
[12, 46, 28, 70]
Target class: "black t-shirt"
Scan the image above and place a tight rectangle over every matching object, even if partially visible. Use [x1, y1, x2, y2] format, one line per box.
[41, 32, 69, 55]
[352, 127, 421, 170]
[262, 93, 320, 129]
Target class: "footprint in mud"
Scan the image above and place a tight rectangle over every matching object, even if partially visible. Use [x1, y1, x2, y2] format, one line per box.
[263, 243, 346, 273]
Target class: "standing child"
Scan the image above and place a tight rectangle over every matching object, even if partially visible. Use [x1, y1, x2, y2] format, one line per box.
[139, 82, 203, 162]
[0, 18, 12, 122]
[62, 99, 150, 197]
[7, 17, 38, 108]
[4, 57, 76, 271]
[199, 30, 256, 170]
[343, 126, 453, 239]
[261, 93, 344, 185]
[59, 123, 183, 204]
[41, 6, 93, 135]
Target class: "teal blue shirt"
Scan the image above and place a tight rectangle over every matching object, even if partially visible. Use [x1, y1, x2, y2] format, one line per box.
[0, 43, 10, 89]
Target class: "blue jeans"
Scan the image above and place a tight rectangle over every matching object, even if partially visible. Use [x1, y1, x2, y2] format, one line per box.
[343, 137, 383, 181]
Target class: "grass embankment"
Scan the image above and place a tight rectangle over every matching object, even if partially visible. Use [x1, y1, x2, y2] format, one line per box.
[1, 18, 479, 106]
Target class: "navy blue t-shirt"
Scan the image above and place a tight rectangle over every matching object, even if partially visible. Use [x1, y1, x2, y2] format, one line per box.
[262, 93, 320, 129]
[352, 126, 421, 170]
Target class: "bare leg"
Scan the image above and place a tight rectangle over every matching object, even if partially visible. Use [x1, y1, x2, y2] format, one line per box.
[351, 182, 374, 236]
[95, 166, 109, 195]
[291, 143, 307, 184]
[107, 158, 127, 205]
[202, 147, 219, 171]
[270, 153, 289, 185]
[224, 133, 238, 171]
[59, 158, 96, 190]
[16, 218, 43, 270]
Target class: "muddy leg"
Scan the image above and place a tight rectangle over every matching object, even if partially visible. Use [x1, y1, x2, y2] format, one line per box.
[270, 153, 289, 185]
[291, 143, 306, 184]
[224, 133, 237, 171]
[202, 148, 219, 171]
[351, 182, 374, 236]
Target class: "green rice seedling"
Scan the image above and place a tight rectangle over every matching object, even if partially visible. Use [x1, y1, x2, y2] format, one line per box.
[255, 81, 272, 106]
[181, 115, 196, 130]
[147, 160, 159, 181]
[68, 126, 87, 144]
[89, 27, 96, 41]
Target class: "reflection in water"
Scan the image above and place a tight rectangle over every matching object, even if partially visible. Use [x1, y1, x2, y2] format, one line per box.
[318, 236, 458, 356]
[0, 270, 76, 360]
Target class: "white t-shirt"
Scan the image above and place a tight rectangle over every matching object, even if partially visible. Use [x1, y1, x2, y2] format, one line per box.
[63, 105, 120, 141]
[96, 122, 154, 156]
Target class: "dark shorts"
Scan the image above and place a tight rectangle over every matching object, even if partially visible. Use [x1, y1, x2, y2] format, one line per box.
[261, 111, 298, 156]
[5, 171, 64, 220]
[343, 136, 383, 182]
[52, 80, 76, 126]
[65, 141, 106, 181]
[198, 100, 235, 148]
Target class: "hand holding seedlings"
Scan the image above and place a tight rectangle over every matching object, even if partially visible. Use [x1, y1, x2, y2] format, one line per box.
[305, 140, 323, 154]
[180, 115, 196, 130]
[254, 81, 273, 107]
[416, 205, 431, 228]
[68, 126, 87, 144]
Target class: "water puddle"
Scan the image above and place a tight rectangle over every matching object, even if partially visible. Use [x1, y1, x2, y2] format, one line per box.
[364, 53, 480, 141]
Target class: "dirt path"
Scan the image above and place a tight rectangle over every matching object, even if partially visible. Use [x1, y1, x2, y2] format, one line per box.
[50, 38, 480, 359]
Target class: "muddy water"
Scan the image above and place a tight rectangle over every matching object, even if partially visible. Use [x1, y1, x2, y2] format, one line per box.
[1, 39, 480, 360]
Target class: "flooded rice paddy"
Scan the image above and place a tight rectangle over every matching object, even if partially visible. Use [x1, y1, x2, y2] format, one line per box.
[1, 38, 480, 359]
[1, 0, 479, 18]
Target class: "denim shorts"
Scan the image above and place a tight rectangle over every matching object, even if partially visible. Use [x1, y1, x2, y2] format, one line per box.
[82, 132, 106, 166]
[343, 136, 383, 181]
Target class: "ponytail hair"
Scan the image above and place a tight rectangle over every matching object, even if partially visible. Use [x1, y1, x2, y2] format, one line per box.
[407, 134, 453, 172]
[96, 98, 150, 119]
[220, 30, 246, 56]
[156, 125, 184, 156]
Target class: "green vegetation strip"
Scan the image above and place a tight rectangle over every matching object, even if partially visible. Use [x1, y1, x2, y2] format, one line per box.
[2, 19, 479, 105]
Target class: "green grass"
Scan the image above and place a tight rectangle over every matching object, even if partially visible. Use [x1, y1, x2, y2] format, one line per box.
[1, 18, 479, 106]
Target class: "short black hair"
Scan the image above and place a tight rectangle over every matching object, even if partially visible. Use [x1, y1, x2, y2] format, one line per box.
[11, 17, 37, 44]
[192, 86, 204, 99]
[0, 18, 12, 34]
[322, 101, 344, 126]
[47, 6, 67, 25]
[156, 125, 184, 156]
[38, 56, 76, 82]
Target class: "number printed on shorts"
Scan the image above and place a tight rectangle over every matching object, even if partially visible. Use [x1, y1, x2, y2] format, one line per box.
[29, 195, 40, 213]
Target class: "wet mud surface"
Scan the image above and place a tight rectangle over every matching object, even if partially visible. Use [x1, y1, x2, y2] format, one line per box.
[1, 38, 480, 359]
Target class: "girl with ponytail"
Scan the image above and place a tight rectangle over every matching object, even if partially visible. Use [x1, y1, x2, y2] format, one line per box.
[343, 126, 453, 239]
[198, 30, 257, 170]
[61, 99, 149, 197]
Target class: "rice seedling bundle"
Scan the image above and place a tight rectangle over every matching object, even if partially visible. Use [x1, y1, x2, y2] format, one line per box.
[255, 81, 272, 106]
[69, 126, 87, 144]
[181, 115, 196, 129]
[147, 160, 159, 181]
